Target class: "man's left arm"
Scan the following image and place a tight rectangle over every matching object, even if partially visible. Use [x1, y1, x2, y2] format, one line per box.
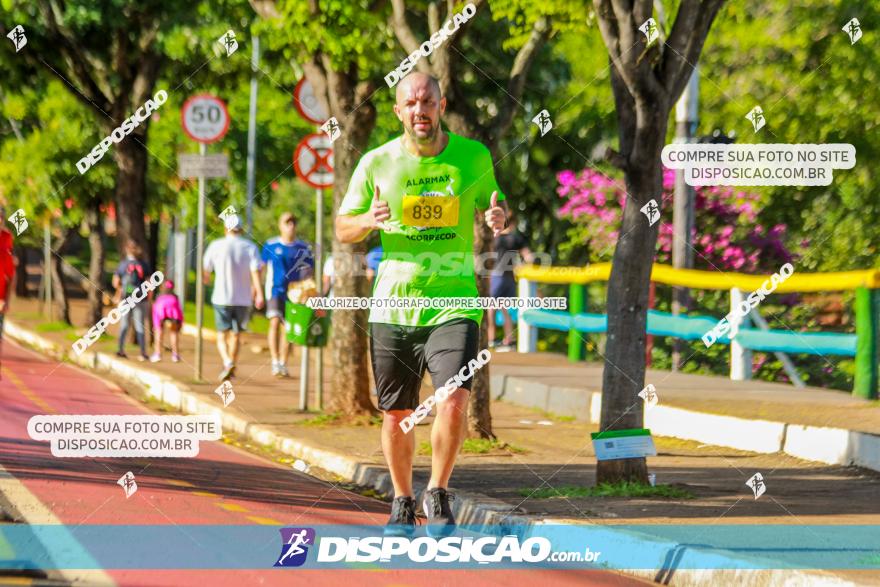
[483, 192, 509, 236]
[475, 147, 509, 235]
[249, 244, 265, 309]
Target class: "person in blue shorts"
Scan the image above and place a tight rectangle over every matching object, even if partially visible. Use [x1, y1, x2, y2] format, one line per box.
[203, 214, 264, 381]
[365, 245, 383, 288]
[262, 212, 314, 378]
[489, 209, 532, 351]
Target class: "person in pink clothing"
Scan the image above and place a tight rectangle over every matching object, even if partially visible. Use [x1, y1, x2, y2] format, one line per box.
[150, 280, 183, 362]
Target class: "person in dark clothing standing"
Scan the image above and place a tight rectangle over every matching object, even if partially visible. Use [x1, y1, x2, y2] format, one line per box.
[113, 240, 153, 360]
[489, 210, 532, 350]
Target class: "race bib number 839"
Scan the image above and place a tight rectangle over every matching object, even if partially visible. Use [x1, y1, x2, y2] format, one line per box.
[402, 195, 460, 227]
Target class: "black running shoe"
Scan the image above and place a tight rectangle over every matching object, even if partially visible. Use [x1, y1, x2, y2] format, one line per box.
[219, 364, 235, 381]
[422, 487, 456, 537]
[385, 496, 419, 537]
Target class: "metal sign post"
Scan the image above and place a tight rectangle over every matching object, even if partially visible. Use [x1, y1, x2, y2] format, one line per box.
[180, 94, 231, 382]
[672, 67, 699, 371]
[245, 36, 260, 234]
[299, 331, 310, 410]
[294, 80, 332, 411]
[292, 126, 333, 411]
[43, 220, 52, 320]
[315, 185, 324, 410]
[195, 142, 207, 380]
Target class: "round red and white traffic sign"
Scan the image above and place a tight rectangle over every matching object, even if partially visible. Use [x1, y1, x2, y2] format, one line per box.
[181, 94, 230, 144]
[293, 78, 329, 125]
[294, 133, 334, 189]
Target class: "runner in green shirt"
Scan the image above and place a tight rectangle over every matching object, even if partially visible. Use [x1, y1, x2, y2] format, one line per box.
[336, 72, 508, 537]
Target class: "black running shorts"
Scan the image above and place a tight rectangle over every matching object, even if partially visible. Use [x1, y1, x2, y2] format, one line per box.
[370, 318, 480, 412]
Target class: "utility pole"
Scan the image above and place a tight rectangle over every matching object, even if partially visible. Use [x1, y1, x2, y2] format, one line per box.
[245, 36, 259, 234]
[315, 186, 324, 409]
[195, 143, 207, 381]
[43, 221, 52, 320]
[671, 67, 698, 371]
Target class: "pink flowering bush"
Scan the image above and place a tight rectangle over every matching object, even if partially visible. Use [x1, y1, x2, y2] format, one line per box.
[556, 167, 793, 272]
[555, 167, 854, 390]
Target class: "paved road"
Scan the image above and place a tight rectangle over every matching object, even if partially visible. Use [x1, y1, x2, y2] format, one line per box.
[0, 339, 646, 587]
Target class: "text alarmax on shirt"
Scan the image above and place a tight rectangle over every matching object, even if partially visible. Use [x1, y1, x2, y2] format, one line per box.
[338, 132, 505, 327]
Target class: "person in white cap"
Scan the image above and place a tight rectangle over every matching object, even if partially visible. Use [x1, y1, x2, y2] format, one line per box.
[203, 213, 264, 381]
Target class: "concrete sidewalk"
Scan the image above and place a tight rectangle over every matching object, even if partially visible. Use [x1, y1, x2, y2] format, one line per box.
[489, 352, 880, 472]
[491, 351, 880, 433]
[7, 299, 880, 585]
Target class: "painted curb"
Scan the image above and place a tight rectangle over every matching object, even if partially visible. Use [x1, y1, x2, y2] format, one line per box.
[496, 374, 880, 473]
[784, 425, 880, 472]
[645, 404, 785, 454]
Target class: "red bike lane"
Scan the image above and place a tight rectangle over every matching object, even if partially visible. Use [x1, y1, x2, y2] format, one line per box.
[0, 339, 646, 586]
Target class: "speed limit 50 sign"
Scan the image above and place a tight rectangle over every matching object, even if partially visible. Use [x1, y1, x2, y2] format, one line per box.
[181, 94, 230, 144]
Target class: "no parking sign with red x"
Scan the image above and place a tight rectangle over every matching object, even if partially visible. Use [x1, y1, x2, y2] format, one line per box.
[293, 133, 334, 189]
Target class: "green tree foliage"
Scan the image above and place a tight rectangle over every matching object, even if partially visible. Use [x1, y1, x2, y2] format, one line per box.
[0, 0, 254, 256]
[697, 1, 879, 272]
[0, 81, 114, 239]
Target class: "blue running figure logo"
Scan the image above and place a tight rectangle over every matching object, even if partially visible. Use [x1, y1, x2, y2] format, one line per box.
[275, 527, 315, 567]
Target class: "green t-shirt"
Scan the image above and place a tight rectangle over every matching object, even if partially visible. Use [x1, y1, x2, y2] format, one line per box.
[338, 132, 506, 326]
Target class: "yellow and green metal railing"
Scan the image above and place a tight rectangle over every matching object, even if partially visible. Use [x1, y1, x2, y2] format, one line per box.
[505, 263, 880, 398]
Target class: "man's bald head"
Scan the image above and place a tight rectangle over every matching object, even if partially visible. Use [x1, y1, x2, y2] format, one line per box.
[393, 72, 446, 145]
[396, 72, 441, 103]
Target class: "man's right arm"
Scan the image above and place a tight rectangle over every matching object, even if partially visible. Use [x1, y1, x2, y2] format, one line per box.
[335, 185, 389, 244]
[335, 212, 376, 244]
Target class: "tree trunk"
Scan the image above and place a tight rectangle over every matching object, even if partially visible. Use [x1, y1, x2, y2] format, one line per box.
[590, 0, 724, 485]
[468, 218, 495, 439]
[113, 136, 149, 257]
[147, 218, 161, 275]
[597, 86, 668, 485]
[50, 228, 76, 325]
[327, 108, 378, 418]
[85, 199, 106, 326]
[14, 245, 28, 297]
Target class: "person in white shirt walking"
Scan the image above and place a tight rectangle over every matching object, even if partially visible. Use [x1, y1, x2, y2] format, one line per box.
[203, 214, 264, 381]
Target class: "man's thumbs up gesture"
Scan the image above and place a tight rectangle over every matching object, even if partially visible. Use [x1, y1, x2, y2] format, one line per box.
[484, 191, 505, 237]
[369, 185, 391, 230]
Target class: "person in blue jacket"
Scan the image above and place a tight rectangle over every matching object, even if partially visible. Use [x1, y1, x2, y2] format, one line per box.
[262, 212, 314, 377]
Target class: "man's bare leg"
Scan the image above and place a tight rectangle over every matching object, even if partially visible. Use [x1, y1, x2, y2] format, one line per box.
[382, 409, 416, 498]
[428, 389, 469, 489]
[228, 331, 241, 364]
[267, 318, 281, 365]
[279, 334, 291, 367]
[501, 308, 515, 345]
[216, 331, 232, 365]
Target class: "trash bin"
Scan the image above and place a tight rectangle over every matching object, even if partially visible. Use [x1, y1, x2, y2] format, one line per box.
[285, 302, 331, 347]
